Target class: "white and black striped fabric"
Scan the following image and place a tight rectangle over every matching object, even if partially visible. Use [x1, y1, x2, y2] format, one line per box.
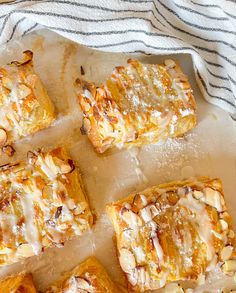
[0, 0, 236, 119]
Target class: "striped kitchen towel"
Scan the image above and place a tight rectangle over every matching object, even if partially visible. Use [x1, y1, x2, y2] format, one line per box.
[0, 0, 236, 118]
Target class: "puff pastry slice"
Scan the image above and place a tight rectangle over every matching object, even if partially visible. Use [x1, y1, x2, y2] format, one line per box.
[0, 147, 93, 266]
[77, 59, 196, 153]
[45, 256, 119, 293]
[0, 50, 55, 146]
[0, 273, 36, 293]
[107, 177, 236, 291]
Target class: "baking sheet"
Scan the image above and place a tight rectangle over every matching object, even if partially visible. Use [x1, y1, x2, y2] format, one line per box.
[0, 29, 236, 292]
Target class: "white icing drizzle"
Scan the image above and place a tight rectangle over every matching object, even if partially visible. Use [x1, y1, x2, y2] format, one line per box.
[20, 193, 42, 254]
[152, 235, 164, 264]
[133, 246, 146, 263]
[178, 192, 215, 261]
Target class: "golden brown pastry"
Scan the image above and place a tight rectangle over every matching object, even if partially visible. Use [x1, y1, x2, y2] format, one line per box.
[77, 59, 196, 153]
[0, 147, 93, 266]
[0, 273, 36, 293]
[0, 50, 55, 147]
[45, 256, 119, 293]
[106, 177, 236, 292]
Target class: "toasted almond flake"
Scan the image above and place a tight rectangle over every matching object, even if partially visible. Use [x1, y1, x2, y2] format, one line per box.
[75, 277, 91, 290]
[121, 209, 142, 228]
[0, 128, 7, 147]
[220, 219, 229, 231]
[202, 187, 223, 212]
[164, 283, 184, 293]
[221, 246, 233, 261]
[119, 248, 136, 273]
[164, 59, 176, 69]
[132, 193, 148, 212]
[222, 260, 236, 273]
[2, 145, 15, 157]
[81, 118, 91, 135]
[16, 243, 34, 257]
[193, 190, 204, 200]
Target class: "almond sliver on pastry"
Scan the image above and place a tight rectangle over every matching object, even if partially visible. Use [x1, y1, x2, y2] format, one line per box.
[77, 59, 197, 153]
[0, 273, 36, 293]
[0, 147, 93, 266]
[45, 256, 120, 293]
[106, 177, 236, 292]
[0, 50, 55, 146]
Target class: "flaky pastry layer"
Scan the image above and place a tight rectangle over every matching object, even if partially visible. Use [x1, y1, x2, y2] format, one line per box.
[0, 147, 93, 266]
[0, 273, 36, 293]
[107, 177, 236, 292]
[0, 50, 55, 146]
[45, 256, 119, 293]
[77, 59, 196, 153]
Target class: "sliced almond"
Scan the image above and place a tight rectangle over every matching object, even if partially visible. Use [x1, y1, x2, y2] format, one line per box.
[75, 277, 91, 291]
[222, 259, 236, 273]
[220, 219, 229, 231]
[53, 157, 72, 174]
[164, 283, 184, 293]
[221, 246, 233, 261]
[128, 268, 138, 286]
[202, 188, 223, 212]
[17, 243, 34, 257]
[121, 208, 142, 228]
[132, 193, 148, 213]
[119, 248, 136, 273]
[140, 204, 158, 223]
[2, 145, 15, 157]
[81, 118, 91, 135]
[193, 190, 204, 200]
[164, 59, 176, 69]
[0, 128, 7, 147]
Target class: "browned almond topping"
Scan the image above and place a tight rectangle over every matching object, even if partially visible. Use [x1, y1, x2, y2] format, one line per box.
[80, 118, 91, 135]
[74, 277, 91, 291]
[0, 128, 7, 147]
[132, 193, 148, 213]
[2, 145, 15, 157]
[55, 206, 63, 219]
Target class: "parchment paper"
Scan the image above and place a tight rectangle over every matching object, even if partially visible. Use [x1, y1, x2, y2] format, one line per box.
[0, 29, 236, 292]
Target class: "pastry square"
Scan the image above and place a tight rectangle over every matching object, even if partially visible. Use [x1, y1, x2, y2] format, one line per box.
[107, 177, 236, 291]
[45, 256, 119, 292]
[77, 59, 196, 153]
[0, 50, 55, 147]
[0, 147, 93, 266]
[0, 273, 36, 293]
